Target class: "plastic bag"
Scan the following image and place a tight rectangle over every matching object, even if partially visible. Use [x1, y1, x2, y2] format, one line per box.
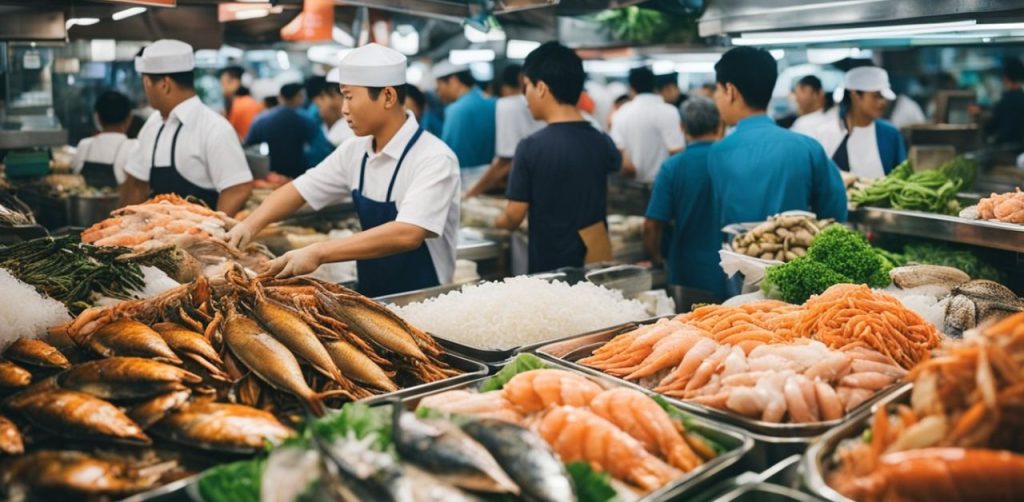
[719, 249, 781, 291]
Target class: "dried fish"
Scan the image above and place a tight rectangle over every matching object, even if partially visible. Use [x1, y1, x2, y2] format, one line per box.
[88, 319, 182, 364]
[4, 338, 70, 369]
[58, 357, 200, 400]
[6, 387, 150, 444]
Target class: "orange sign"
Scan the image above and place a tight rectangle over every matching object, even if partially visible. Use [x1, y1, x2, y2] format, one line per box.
[99, 0, 176, 6]
[281, 0, 334, 42]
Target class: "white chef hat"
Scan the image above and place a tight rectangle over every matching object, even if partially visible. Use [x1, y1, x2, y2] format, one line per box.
[334, 43, 407, 87]
[326, 68, 341, 84]
[431, 60, 469, 80]
[134, 39, 195, 74]
[834, 66, 895, 102]
[250, 79, 280, 101]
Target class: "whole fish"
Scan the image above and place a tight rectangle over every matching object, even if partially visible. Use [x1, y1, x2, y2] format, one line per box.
[223, 304, 330, 416]
[4, 338, 70, 369]
[154, 401, 294, 452]
[461, 418, 575, 502]
[6, 388, 150, 444]
[323, 339, 398, 392]
[59, 357, 201, 400]
[1, 450, 162, 495]
[253, 293, 344, 384]
[890, 265, 970, 290]
[0, 414, 23, 454]
[0, 359, 32, 388]
[394, 412, 519, 495]
[315, 291, 428, 361]
[129, 389, 192, 429]
[322, 434, 413, 502]
[152, 322, 226, 376]
[88, 319, 182, 364]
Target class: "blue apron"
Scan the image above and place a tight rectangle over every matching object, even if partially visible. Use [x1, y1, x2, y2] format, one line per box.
[149, 122, 219, 208]
[353, 127, 439, 297]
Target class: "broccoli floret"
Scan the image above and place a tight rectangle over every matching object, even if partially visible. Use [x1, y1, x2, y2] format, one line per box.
[807, 225, 890, 287]
[761, 257, 853, 304]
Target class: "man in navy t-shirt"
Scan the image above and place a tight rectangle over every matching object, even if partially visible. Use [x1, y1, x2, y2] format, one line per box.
[495, 42, 621, 273]
[245, 82, 325, 179]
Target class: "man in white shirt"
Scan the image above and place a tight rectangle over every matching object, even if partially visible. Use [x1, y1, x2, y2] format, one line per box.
[465, 64, 544, 198]
[72, 90, 139, 188]
[318, 69, 356, 146]
[227, 44, 460, 297]
[790, 75, 835, 136]
[610, 67, 685, 183]
[120, 40, 253, 216]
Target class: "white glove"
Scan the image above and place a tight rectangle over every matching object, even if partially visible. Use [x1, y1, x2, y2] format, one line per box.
[263, 245, 323, 279]
[226, 222, 254, 249]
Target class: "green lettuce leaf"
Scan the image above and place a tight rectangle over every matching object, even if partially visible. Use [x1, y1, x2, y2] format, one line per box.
[197, 458, 264, 502]
[479, 353, 550, 392]
[566, 461, 617, 502]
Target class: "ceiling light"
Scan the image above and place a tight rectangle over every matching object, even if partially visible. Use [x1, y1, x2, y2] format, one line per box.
[392, 25, 419, 55]
[506, 39, 539, 60]
[464, 24, 505, 43]
[65, 17, 100, 30]
[276, 50, 290, 70]
[233, 8, 270, 20]
[332, 26, 355, 47]
[733, 20, 978, 46]
[112, 7, 147, 21]
[450, 49, 495, 65]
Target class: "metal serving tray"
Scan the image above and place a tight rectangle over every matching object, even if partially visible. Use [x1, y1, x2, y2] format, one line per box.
[533, 321, 906, 469]
[802, 384, 913, 502]
[399, 357, 755, 502]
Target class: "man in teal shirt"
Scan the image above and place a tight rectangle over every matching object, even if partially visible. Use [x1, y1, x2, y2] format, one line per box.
[434, 62, 496, 188]
[645, 96, 727, 303]
[709, 47, 848, 227]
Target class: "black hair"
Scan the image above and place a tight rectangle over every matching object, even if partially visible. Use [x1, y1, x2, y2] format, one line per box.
[522, 41, 584, 106]
[448, 70, 475, 87]
[280, 83, 304, 100]
[305, 76, 328, 99]
[655, 72, 679, 90]
[500, 64, 523, 89]
[628, 67, 656, 94]
[144, 71, 195, 90]
[218, 66, 244, 80]
[1004, 57, 1024, 82]
[714, 47, 777, 110]
[614, 94, 631, 106]
[405, 84, 426, 109]
[796, 75, 823, 92]
[367, 84, 408, 104]
[94, 90, 132, 126]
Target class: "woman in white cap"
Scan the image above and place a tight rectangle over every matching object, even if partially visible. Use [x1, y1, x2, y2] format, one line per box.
[227, 44, 461, 298]
[808, 66, 906, 179]
[121, 39, 253, 216]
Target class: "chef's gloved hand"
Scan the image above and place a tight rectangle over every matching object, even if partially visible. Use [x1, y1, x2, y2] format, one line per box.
[226, 222, 254, 249]
[263, 245, 322, 279]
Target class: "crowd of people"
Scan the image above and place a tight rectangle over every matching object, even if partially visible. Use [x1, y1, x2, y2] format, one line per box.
[71, 39, 1024, 299]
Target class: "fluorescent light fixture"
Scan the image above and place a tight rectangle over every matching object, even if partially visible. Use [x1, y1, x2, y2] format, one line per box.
[582, 60, 635, 75]
[392, 25, 419, 55]
[806, 47, 865, 64]
[332, 26, 355, 47]
[276, 50, 290, 70]
[733, 19, 978, 45]
[506, 39, 540, 60]
[677, 61, 716, 73]
[652, 60, 676, 74]
[234, 8, 270, 20]
[464, 24, 505, 43]
[307, 45, 351, 65]
[449, 49, 495, 65]
[66, 17, 100, 29]
[770, 49, 785, 60]
[112, 7, 146, 21]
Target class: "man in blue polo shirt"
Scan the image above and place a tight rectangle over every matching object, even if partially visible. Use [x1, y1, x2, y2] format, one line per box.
[434, 62, 496, 189]
[708, 47, 848, 227]
[644, 96, 726, 303]
[245, 82, 322, 179]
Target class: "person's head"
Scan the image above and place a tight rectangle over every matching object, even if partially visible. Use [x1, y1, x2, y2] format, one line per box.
[334, 44, 410, 137]
[680, 96, 721, 141]
[308, 74, 343, 124]
[839, 66, 895, 121]
[1003, 57, 1024, 88]
[498, 63, 524, 97]
[433, 62, 475, 104]
[405, 84, 426, 121]
[94, 90, 133, 132]
[135, 40, 197, 117]
[613, 94, 631, 110]
[521, 41, 585, 121]
[628, 67, 656, 95]
[218, 66, 245, 97]
[713, 47, 777, 125]
[792, 75, 824, 115]
[655, 73, 681, 103]
[279, 83, 305, 108]
[305, 76, 328, 106]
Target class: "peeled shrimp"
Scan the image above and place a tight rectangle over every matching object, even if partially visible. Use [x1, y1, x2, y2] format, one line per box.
[501, 369, 603, 414]
[620, 328, 705, 380]
[655, 338, 719, 392]
[588, 388, 703, 472]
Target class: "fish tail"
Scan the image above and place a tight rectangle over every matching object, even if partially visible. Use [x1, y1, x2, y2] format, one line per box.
[310, 389, 357, 415]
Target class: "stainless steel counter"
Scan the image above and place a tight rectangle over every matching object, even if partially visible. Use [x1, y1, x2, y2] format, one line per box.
[849, 206, 1024, 253]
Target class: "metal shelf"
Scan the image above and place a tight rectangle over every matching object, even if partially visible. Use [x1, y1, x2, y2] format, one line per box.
[849, 206, 1024, 253]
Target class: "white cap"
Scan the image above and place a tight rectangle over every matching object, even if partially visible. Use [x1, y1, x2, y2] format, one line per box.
[431, 60, 469, 80]
[334, 43, 406, 87]
[134, 39, 194, 74]
[251, 79, 279, 101]
[326, 68, 340, 84]
[835, 66, 895, 101]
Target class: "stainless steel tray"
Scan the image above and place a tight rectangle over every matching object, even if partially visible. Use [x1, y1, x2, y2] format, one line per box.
[533, 322, 906, 468]
[802, 383, 913, 502]
[849, 205, 1024, 252]
[716, 482, 822, 502]
[400, 357, 755, 502]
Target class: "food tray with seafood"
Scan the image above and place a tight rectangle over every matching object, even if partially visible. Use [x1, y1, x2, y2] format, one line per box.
[398, 354, 755, 501]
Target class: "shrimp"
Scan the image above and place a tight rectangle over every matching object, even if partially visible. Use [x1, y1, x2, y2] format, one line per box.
[619, 328, 705, 380]
[417, 390, 524, 424]
[654, 338, 719, 392]
[588, 388, 703, 472]
[579, 321, 683, 371]
[538, 406, 683, 492]
[501, 369, 603, 414]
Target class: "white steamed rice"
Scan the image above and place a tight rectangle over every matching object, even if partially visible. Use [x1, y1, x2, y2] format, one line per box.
[0, 268, 71, 345]
[392, 276, 650, 350]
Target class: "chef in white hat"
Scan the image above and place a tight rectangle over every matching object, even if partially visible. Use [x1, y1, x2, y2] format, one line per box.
[806, 66, 907, 179]
[433, 61, 497, 189]
[227, 43, 461, 297]
[120, 39, 253, 216]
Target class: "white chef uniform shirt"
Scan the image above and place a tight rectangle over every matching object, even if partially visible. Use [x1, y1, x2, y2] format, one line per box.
[610, 93, 686, 183]
[72, 133, 139, 185]
[292, 113, 460, 284]
[790, 107, 838, 137]
[495, 94, 544, 159]
[125, 95, 253, 191]
[326, 119, 355, 147]
[807, 118, 886, 179]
